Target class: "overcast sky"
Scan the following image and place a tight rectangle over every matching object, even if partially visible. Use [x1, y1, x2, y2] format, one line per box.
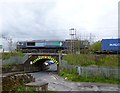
[0, 0, 119, 48]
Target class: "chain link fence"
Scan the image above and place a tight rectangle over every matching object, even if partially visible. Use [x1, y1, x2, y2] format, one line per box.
[60, 60, 120, 79]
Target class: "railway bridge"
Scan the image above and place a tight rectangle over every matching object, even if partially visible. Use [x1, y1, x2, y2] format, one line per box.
[23, 53, 65, 73]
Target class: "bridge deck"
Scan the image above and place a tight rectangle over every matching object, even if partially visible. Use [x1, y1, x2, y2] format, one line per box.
[27, 53, 66, 56]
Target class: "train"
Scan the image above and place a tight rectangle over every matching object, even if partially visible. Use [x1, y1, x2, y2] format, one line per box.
[102, 39, 120, 51]
[17, 40, 66, 53]
[96, 38, 120, 54]
[16, 39, 90, 53]
[16, 38, 120, 54]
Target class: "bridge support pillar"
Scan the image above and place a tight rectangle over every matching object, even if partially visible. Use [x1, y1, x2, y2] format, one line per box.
[57, 51, 62, 74]
[57, 64, 60, 74]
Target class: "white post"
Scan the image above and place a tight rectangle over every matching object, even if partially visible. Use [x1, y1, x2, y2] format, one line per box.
[77, 66, 82, 75]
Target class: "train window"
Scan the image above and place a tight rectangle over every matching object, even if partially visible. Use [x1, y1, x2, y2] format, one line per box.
[17, 42, 23, 45]
[17, 42, 21, 45]
[27, 42, 35, 46]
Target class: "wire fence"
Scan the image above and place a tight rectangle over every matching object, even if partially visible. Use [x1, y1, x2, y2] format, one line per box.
[2, 56, 120, 79]
[60, 60, 120, 79]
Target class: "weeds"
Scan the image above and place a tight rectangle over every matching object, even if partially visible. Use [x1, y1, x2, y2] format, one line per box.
[63, 54, 119, 68]
[2, 52, 25, 60]
[59, 69, 120, 84]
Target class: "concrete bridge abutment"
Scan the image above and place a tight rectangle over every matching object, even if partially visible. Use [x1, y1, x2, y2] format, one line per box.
[23, 53, 64, 73]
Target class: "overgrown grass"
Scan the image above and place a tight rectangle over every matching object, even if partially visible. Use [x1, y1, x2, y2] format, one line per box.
[8, 85, 57, 93]
[8, 85, 37, 93]
[98, 55, 119, 68]
[61, 54, 119, 84]
[63, 54, 119, 68]
[2, 63, 17, 68]
[15, 85, 37, 93]
[59, 69, 120, 84]
[2, 52, 25, 60]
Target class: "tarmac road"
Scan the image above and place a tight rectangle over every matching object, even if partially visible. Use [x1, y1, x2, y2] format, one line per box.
[30, 64, 119, 91]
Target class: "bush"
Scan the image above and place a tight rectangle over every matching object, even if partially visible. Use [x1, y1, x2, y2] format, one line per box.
[98, 55, 119, 67]
[63, 54, 119, 68]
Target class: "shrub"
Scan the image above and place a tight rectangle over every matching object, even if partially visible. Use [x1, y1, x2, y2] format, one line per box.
[63, 54, 119, 68]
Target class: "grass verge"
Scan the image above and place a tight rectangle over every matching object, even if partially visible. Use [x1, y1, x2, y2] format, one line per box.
[59, 69, 120, 84]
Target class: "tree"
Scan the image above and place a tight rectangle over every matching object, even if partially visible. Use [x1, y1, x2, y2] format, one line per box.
[89, 41, 102, 53]
[2, 34, 13, 52]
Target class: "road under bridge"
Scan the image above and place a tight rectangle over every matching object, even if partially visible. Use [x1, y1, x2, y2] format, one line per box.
[23, 53, 65, 73]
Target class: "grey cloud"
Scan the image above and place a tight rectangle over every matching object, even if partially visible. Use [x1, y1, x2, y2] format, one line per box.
[1, 0, 118, 43]
[2, 1, 66, 41]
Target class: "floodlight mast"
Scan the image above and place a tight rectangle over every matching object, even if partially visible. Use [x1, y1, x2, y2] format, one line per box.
[69, 28, 76, 54]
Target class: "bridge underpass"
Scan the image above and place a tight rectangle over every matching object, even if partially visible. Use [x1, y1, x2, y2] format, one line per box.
[32, 58, 57, 72]
[23, 53, 65, 73]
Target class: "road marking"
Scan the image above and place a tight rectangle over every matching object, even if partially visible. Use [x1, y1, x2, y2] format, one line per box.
[49, 72, 58, 80]
[51, 76, 57, 80]
[51, 75, 58, 80]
